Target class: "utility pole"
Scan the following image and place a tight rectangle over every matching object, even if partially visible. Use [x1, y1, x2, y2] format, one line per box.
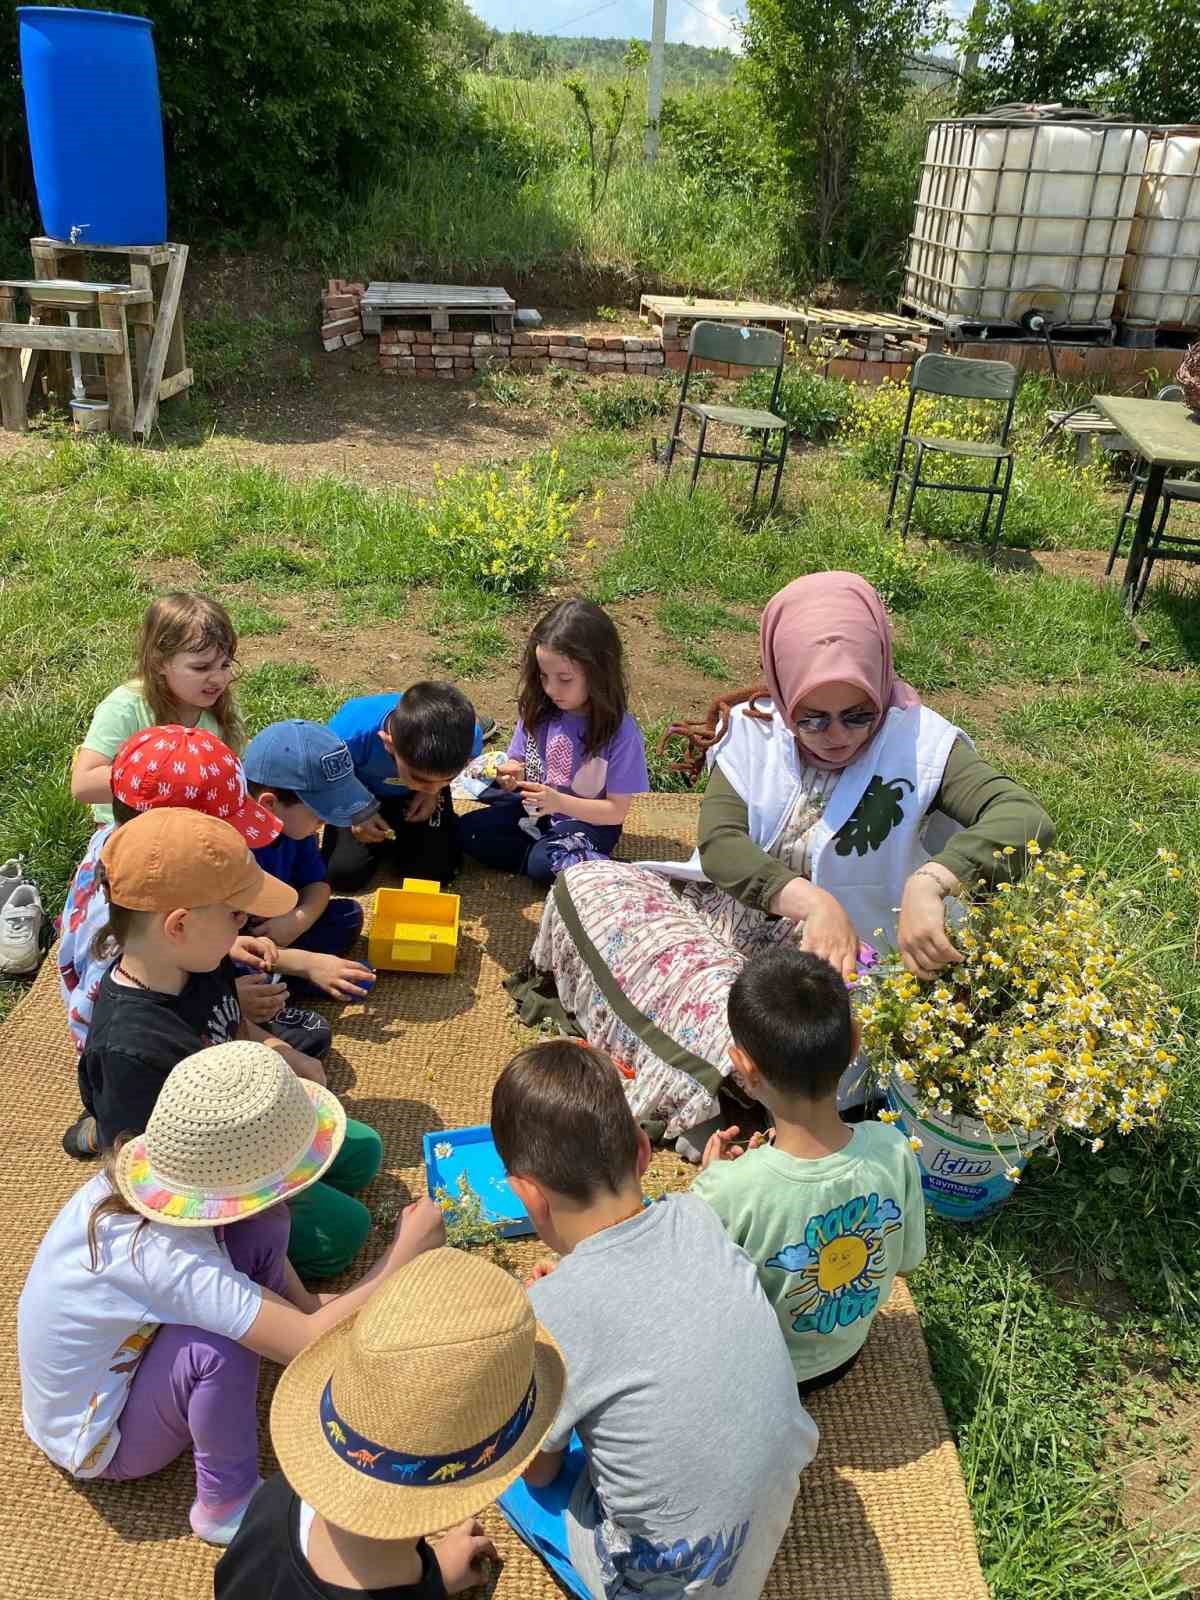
[956, 0, 987, 103]
[644, 0, 667, 163]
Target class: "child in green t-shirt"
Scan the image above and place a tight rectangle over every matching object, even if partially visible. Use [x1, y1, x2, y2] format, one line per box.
[691, 945, 926, 1395]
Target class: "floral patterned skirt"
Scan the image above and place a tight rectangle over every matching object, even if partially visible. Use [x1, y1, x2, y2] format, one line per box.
[529, 860, 793, 1138]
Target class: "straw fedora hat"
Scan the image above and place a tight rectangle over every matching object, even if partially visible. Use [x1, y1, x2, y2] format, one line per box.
[115, 1039, 345, 1226]
[271, 1247, 566, 1538]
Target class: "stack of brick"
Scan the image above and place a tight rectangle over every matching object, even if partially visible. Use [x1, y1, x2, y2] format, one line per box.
[321, 280, 366, 351]
[379, 328, 667, 379]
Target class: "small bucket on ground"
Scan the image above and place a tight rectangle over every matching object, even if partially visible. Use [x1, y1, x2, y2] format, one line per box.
[887, 1077, 1044, 1222]
[71, 399, 110, 434]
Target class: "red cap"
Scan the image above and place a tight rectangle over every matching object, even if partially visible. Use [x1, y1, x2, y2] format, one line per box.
[110, 725, 284, 848]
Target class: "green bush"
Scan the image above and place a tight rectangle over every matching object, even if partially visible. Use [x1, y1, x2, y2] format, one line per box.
[0, 0, 458, 229]
[734, 364, 855, 441]
[660, 84, 784, 203]
[576, 378, 674, 430]
[423, 454, 579, 594]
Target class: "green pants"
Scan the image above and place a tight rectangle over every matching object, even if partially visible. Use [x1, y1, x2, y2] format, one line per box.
[286, 1117, 383, 1279]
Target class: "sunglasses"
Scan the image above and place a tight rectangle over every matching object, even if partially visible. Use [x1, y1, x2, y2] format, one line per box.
[793, 708, 878, 735]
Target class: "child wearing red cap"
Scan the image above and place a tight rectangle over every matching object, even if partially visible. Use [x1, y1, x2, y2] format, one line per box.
[58, 726, 331, 1154]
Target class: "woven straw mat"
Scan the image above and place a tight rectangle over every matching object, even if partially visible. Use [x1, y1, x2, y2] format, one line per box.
[0, 794, 988, 1600]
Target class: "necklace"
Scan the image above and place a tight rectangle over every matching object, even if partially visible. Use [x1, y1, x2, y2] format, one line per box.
[115, 962, 154, 991]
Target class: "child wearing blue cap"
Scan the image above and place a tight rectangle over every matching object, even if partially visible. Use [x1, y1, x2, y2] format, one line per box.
[242, 721, 378, 1002]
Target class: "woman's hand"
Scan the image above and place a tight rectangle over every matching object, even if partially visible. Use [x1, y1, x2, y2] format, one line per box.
[496, 759, 523, 792]
[898, 869, 963, 979]
[796, 888, 861, 982]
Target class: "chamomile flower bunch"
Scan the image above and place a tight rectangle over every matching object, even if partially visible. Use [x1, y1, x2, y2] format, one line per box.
[857, 843, 1186, 1148]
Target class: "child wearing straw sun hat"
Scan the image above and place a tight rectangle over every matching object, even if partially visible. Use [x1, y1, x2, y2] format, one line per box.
[77, 806, 386, 1280]
[19, 1040, 448, 1548]
[215, 1247, 566, 1598]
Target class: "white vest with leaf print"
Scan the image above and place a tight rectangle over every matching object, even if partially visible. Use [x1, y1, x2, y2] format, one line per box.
[644, 699, 968, 951]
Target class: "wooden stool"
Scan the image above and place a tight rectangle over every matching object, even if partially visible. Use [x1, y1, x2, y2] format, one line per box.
[0, 278, 149, 439]
[23, 237, 192, 437]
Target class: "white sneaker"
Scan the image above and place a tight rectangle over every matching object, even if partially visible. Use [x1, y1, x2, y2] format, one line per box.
[0, 858, 27, 912]
[0, 883, 43, 976]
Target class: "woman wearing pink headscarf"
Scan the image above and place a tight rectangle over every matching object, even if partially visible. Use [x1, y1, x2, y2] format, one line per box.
[508, 572, 1053, 1154]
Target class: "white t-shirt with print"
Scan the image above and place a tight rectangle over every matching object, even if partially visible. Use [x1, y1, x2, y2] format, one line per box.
[18, 1175, 264, 1478]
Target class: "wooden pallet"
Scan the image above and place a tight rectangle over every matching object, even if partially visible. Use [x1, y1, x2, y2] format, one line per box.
[360, 282, 516, 335]
[639, 294, 812, 338]
[800, 306, 939, 350]
[639, 293, 939, 351]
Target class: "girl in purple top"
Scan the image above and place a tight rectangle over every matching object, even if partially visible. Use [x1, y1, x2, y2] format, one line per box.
[460, 599, 649, 883]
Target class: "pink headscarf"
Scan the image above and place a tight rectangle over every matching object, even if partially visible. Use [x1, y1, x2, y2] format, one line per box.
[759, 572, 921, 768]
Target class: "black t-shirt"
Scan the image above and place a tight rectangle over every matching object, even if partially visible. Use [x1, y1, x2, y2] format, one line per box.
[215, 1474, 447, 1600]
[78, 958, 242, 1149]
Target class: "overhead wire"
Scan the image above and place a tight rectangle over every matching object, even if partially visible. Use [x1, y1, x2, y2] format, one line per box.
[539, 0, 627, 36]
[674, 0, 743, 35]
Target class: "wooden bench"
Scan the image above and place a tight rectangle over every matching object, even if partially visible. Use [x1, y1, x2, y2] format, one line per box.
[1046, 408, 1135, 464]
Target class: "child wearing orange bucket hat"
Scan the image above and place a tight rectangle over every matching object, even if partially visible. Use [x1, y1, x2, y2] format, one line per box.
[18, 1040, 448, 1547]
[58, 722, 331, 1158]
[215, 1247, 566, 1599]
[76, 806, 384, 1280]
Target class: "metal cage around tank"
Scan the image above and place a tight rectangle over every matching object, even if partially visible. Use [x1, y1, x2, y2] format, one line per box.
[1118, 127, 1200, 333]
[902, 111, 1153, 336]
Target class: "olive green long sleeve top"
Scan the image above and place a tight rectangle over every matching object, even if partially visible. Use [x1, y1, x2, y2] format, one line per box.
[697, 739, 1055, 914]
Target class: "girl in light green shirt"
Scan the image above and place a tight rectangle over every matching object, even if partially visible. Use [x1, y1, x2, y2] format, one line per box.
[73, 594, 245, 824]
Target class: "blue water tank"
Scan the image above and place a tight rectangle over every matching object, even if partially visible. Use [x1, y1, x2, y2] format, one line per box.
[19, 7, 167, 246]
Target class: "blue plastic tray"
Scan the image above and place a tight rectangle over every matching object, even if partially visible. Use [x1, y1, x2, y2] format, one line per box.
[423, 1124, 534, 1238]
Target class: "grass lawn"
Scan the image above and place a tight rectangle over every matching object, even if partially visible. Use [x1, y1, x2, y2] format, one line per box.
[2, 385, 1199, 1597]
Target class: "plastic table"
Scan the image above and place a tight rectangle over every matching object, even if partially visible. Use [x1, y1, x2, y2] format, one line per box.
[1095, 394, 1200, 614]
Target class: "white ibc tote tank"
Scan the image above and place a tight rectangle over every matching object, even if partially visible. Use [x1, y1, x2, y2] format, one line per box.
[903, 107, 1150, 329]
[1119, 129, 1200, 329]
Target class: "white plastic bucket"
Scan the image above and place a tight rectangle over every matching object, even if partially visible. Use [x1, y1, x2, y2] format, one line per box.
[887, 1078, 1044, 1222]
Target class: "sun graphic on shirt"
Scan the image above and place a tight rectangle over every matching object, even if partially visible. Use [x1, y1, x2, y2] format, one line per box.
[765, 1193, 903, 1337]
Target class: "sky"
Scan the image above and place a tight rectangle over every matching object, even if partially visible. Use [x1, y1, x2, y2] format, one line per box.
[467, 0, 747, 52]
[465, 0, 972, 54]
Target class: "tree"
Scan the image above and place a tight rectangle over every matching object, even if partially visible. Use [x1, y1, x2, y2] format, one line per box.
[1, 0, 458, 231]
[958, 0, 1200, 124]
[440, 0, 499, 73]
[740, 0, 945, 282]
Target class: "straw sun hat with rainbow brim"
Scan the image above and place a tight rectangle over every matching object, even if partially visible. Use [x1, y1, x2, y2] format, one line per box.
[271, 1248, 566, 1539]
[115, 1039, 345, 1226]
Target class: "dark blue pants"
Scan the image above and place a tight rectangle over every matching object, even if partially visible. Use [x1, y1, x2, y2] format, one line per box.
[290, 897, 364, 958]
[244, 896, 364, 1001]
[459, 792, 622, 885]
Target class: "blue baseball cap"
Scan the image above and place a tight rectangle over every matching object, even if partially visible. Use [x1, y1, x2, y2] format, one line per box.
[242, 721, 375, 828]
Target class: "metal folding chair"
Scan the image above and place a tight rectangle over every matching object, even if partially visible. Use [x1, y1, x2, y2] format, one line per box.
[665, 321, 789, 513]
[1103, 385, 1200, 604]
[885, 353, 1020, 550]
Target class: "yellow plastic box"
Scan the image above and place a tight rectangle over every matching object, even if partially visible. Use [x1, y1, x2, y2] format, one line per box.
[368, 878, 461, 974]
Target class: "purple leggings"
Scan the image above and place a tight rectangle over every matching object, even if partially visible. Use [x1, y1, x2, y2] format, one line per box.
[97, 1205, 290, 1509]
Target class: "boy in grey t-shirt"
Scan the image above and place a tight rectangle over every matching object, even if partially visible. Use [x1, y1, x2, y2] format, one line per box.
[492, 1040, 819, 1600]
